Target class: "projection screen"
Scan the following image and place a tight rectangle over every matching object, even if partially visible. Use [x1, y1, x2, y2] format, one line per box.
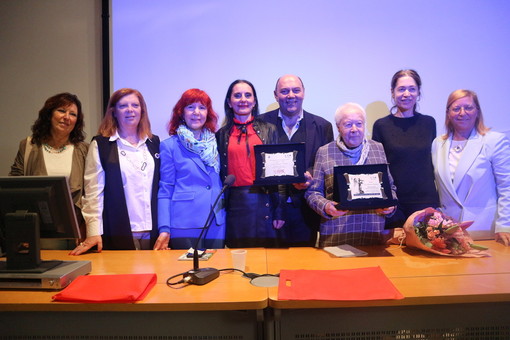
[111, 0, 510, 139]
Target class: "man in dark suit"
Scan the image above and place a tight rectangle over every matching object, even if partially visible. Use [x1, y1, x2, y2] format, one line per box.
[259, 75, 334, 246]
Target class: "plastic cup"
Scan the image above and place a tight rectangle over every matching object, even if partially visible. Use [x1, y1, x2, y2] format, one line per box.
[231, 249, 247, 272]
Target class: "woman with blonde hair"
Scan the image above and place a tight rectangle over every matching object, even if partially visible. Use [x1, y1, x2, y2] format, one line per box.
[71, 88, 164, 254]
[432, 89, 510, 245]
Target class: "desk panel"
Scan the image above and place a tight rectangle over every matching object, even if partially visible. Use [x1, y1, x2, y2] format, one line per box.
[265, 241, 510, 339]
[271, 302, 510, 340]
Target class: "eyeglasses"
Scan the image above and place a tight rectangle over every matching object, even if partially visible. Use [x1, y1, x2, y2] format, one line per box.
[449, 105, 477, 114]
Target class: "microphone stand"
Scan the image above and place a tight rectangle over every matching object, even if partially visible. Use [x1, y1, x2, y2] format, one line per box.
[192, 190, 223, 271]
[184, 175, 234, 285]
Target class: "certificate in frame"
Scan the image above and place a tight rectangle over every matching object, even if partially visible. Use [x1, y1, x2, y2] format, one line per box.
[333, 163, 397, 210]
[254, 143, 306, 185]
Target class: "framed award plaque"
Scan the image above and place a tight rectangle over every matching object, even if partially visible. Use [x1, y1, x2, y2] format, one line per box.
[333, 163, 397, 210]
[253, 143, 306, 185]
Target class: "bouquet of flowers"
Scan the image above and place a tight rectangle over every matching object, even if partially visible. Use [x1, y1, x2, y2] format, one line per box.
[403, 207, 490, 257]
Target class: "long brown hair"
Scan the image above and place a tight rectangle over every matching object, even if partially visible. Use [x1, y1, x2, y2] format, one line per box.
[98, 88, 153, 138]
[31, 92, 85, 146]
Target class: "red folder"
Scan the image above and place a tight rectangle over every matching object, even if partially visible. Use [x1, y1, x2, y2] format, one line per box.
[278, 267, 404, 301]
[52, 273, 157, 303]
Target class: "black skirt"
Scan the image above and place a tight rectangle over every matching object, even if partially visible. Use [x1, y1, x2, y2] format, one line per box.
[225, 185, 281, 248]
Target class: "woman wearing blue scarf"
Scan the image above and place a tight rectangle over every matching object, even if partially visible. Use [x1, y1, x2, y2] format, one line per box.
[156, 89, 225, 250]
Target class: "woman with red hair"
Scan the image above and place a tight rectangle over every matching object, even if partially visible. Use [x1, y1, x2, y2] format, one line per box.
[156, 88, 225, 249]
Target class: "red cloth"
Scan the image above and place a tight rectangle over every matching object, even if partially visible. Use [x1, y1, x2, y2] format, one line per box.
[52, 273, 157, 303]
[278, 267, 404, 301]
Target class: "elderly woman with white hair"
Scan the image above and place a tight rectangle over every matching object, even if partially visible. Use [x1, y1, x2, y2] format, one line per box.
[305, 103, 397, 247]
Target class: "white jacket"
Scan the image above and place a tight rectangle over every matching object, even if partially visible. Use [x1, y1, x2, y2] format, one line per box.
[432, 130, 510, 240]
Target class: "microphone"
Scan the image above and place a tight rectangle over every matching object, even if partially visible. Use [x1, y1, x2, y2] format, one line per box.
[184, 174, 235, 285]
[222, 174, 236, 187]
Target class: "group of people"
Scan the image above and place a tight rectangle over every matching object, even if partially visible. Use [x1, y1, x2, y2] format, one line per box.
[7, 71, 510, 254]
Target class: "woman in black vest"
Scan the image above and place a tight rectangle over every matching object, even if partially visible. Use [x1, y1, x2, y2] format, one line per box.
[70, 88, 164, 254]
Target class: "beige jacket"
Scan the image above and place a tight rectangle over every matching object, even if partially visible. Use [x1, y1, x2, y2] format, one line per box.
[9, 138, 89, 237]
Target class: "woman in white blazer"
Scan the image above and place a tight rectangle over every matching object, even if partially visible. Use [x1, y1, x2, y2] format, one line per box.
[432, 89, 510, 245]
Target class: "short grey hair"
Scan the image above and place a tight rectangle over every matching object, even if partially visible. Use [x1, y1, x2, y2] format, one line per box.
[334, 102, 366, 127]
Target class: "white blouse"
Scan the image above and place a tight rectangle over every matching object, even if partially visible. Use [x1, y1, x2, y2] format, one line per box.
[43, 144, 74, 178]
[448, 140, 467, 181]
[81, 133, 154, 237]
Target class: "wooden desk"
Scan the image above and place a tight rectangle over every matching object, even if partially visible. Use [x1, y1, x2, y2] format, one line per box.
[0, 249, 269, 339]
[2, 243, 510, 339]
[265, 241, 510, 339]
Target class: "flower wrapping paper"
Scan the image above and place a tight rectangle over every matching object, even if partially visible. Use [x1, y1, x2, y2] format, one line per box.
[403, 207, 490, 257]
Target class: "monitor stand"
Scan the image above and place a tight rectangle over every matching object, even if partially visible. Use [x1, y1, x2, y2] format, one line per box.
[2, 211, 65, 272]
[0, 211, 91, 289]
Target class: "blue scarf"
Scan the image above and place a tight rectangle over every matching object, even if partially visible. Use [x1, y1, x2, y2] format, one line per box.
[177, 125, 219, 173]
[336, 135, 369, 165]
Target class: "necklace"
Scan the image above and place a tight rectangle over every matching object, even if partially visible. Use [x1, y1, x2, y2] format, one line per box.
[43, 143, 67, 153]
[120, 147, 148, 171]
[452, 140, 467, 153]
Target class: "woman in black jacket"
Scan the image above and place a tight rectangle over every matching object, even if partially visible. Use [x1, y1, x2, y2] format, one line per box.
[216, 79, 284, 248]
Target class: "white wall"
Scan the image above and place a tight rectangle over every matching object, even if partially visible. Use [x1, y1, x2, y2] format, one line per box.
[112, 0, 510, 141]
[0, 0, 103, 175]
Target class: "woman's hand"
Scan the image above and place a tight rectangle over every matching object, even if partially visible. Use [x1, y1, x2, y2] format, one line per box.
[153, 232, 170, 250]
[273, 220, 285, 229]
[376, 206, 396, 215]
[325, 202, 348, 217]
[69, 235, 102, 255]
[495, 232, 510, 246]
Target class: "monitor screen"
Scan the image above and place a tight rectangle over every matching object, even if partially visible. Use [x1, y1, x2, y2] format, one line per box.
[0, 176, 81, 271]
[0, 176, 81, 239]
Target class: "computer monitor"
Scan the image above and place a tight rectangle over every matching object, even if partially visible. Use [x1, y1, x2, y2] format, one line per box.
[0, 176, 82, 272]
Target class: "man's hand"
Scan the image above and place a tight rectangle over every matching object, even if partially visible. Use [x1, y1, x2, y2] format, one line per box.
[273, 220, 285, 229]
[293, 171, 312, 190]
